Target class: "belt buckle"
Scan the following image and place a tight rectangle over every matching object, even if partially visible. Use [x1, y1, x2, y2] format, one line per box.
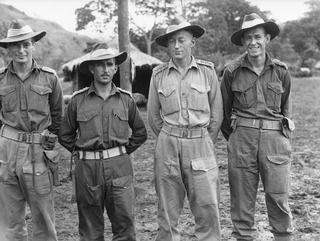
[182, 129, 188, 138]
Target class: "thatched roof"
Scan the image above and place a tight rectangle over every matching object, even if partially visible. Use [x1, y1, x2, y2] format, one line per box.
[62, 39, 162, 73]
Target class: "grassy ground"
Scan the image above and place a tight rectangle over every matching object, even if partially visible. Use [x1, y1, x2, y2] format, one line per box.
[26, 77, 320, 240]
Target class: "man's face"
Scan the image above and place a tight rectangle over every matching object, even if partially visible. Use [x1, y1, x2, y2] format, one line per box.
[167, 30, 195, 61]
[241, 27, 270, 58]
[7, 38, 34, 64]
[89, 58, 117, 86]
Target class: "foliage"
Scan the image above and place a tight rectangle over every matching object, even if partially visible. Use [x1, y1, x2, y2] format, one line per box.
[280, 0, 320, 67]
[75, 0, 178, 55]
[0, 3, 92, 72]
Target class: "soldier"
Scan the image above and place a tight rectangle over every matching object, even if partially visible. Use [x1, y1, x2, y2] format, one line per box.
[59, 48, 147, 241]
[220, 13, 294, 241]
[148, 18, 223, 241]
[0, 19, 63, 241]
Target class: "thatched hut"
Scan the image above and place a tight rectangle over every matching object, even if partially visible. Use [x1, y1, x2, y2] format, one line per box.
[61, 40, 162, 100]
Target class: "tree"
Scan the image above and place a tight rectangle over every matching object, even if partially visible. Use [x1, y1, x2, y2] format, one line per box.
[75, 0, 178, 55]
[180, 0, 269, 68]
[118, 0, 131, 91]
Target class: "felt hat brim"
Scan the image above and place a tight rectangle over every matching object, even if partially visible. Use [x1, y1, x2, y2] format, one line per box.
[231, 21, 279, 46]
[155, 24, 205, 47]
[0, 31, 46, 48]
[79, 50, 127, 75]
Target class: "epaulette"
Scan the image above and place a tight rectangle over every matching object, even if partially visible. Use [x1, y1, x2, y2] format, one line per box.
[272, 58, 288, 70]
[196, 59, 214, 69]
[224, 54, 245, 73]
[41, 66, 57, 74]
[152, 63, 169, 75]
[0, 67, 6, 75]
[117, 87, 132, 97]
[72, 87, 89, 97]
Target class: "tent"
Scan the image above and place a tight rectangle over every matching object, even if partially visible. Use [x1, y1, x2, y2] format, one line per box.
[61, 39, 162, 99]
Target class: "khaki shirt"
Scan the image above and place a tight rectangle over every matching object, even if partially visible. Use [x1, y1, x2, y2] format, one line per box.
[0, 61, 63, 135]
[59, 83, 147, 153]
[220, 53, 292, 139]
[147, 57, 223, 142]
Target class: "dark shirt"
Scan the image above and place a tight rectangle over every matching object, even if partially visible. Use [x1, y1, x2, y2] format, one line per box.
[0, 60, 63, 135]
[59, 83, 147, 154]
[220, 53, 292, 139]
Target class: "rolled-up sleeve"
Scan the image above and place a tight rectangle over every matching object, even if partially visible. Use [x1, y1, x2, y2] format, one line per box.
[147, 71, 163, 137]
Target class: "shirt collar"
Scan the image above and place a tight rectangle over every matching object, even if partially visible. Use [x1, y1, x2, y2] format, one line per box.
[240, 52, 274, 69]
[7, 59, 38, 74]
[87, 82, 120, 97]
[168, 56, 198, 71]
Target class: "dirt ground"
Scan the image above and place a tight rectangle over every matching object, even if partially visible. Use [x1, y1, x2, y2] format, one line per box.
[26, 77, 320, 240]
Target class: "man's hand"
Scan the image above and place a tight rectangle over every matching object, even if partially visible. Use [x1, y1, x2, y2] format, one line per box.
[41, 130, 58, 150]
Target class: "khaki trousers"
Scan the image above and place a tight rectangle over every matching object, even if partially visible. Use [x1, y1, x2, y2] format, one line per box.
[154, 128, 221, 241]
[75, 153, 136, 241]
[0, 136, 57, 241]
[227, 127, 293, 241]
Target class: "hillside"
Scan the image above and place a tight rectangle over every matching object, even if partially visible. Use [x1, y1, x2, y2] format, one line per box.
[0, 3, 94, 73]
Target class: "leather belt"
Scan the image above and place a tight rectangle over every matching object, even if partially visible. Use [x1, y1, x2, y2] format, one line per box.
[78, 146, 126, 160]
[0, 125, 42, 144]
[237, 117, 282, 130]
[161, 125, 207, 139]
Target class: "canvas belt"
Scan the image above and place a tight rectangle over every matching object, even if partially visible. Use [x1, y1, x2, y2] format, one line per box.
[0, 125, 42, 144]
[78, 146, 126, 160]
[161, 124, 207, 139]
[237, 117, 282, 130]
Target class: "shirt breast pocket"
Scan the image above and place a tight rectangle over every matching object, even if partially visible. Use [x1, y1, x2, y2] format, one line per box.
[188, 83, 210, 112]
[30, 85, 52, 113]
[110, 109, 130, 142]
[77, 110, 100, 139]
[266, 82, 283, 111]
[158, 87, 180, 116]
[232, 82, 256, 109]
[0, 85, 17, 112]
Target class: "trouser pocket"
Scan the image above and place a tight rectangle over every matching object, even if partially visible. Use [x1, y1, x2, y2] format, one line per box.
[191, 157, 219, 205]
[265, 155, 291, 193]
[23, 169, 52, 196]
[75, 160, 104, 206]
[77, 183, 103, 206]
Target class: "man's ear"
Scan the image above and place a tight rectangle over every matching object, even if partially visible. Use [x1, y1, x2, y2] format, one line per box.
[191, 37, 196, 47]
[266, 33, 271, 43]
[88, 64, 94, 74]
[114, 65, 118, 72]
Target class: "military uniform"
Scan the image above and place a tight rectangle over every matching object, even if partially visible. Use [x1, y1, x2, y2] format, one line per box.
[148, 57, 223, 241]
[0, 61, 63, 241]
[59, 82, 147, 241]
[220, 53, 294, 241]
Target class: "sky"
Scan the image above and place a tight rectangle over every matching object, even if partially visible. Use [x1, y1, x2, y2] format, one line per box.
[0, 0, 310, 35]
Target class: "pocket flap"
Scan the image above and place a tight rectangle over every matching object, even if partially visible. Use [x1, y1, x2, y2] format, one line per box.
[0, 85, 16, 95]
[158, 87, 175, 97]
[191, 158, 217, 171]
[267, 82, 284, 94]
[30, 85, 52, 95]
[190, 82, 208, 93]
[267, 155, 290, 165]
[112, 175, 132, 188]
[77, 110, 98, 122]
[112, 109, 128, 121]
